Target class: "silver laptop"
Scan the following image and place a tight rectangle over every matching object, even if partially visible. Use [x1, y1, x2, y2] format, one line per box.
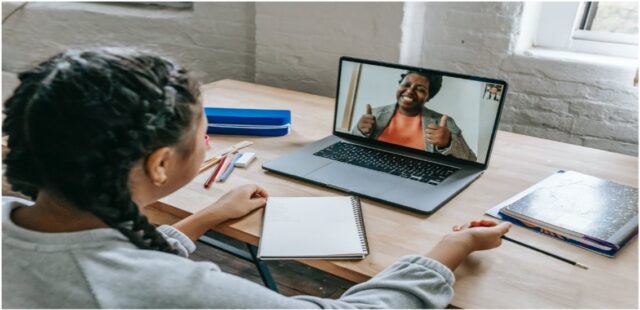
[263, 57, 507, 214]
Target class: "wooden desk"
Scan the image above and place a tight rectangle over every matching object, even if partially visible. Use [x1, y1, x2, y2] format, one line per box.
[146, 79, 638, 308]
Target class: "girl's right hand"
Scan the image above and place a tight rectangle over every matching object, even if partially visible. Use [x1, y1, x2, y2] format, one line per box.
[426, 219, 511, 271]
[447, 220, 511, 252]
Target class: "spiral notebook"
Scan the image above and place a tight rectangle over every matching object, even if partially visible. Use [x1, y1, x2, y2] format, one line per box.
[257, 196, 369, 260]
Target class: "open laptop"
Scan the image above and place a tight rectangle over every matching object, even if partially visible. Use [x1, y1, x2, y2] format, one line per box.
[263, 57, 507, 214]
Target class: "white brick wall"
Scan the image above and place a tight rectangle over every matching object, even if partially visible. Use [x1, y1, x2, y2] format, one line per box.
[407, 2, 638, 155]
[2, 2, 255, 83]
[254, 2, 403, 96]
[3, 2, 637, 155]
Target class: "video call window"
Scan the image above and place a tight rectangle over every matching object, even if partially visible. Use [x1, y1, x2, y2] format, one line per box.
[335, 60, 503, 165]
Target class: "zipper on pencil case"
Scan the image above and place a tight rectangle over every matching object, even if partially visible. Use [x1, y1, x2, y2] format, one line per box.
[208, 124, 290, 130]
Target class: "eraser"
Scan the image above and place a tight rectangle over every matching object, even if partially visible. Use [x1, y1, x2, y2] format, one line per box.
[234, 152, 256, 168]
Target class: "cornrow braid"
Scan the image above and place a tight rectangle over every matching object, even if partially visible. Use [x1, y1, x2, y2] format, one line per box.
[3, 48, 201, 254]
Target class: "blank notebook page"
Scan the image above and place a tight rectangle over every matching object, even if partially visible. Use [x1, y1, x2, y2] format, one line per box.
[259, 197, 364, 258]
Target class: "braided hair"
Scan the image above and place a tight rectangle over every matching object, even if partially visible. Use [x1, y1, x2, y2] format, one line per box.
[399, 71, 443, 101]
[3, 48, 200, 254]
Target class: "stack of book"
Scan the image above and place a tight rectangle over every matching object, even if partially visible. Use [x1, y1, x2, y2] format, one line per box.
[486, 170, 638, 257]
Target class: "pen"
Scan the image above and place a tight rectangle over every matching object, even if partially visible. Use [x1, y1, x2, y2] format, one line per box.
[219, 153, 241, 182]
[501, 236, 589, 270]
[204, 155, 226, 188]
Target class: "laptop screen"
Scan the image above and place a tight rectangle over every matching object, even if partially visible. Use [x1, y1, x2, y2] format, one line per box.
[334, 58, 506, 165]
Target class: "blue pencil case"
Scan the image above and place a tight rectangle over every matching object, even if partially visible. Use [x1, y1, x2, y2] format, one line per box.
[205, 107, 291, 136]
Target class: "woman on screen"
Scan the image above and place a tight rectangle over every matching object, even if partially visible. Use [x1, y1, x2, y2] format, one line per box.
[352, 71, 477, 161]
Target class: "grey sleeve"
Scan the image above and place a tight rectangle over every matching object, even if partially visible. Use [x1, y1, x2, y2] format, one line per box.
[190, 255, 454, 308]
[292, 255, 455, 308]
[350, 124, 370, 137]
[114, 254, 454, 308]
[157, 225, 196, 257]
[436, 117, 477, 162]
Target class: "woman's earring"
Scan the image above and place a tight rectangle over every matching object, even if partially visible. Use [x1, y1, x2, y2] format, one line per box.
[156, 177, 168, 186]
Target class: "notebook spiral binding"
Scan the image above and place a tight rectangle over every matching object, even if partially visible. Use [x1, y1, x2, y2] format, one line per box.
[351, 196, 370, 255]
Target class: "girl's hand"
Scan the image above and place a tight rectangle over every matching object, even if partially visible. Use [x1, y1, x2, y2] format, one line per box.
[210, 184, 268, 221]
[447, 219, 511, 252]
[426, 219, 511, 271]
[171, 184, 268, 241]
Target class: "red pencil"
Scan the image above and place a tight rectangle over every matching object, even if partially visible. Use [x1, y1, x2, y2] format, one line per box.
[204, 155, 227, 188]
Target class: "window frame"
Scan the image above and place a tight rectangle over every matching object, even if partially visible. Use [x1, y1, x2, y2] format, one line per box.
[534, 2, 638, 58]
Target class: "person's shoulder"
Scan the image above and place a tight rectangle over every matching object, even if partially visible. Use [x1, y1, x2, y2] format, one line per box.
[422, 107, 442, 119]
[77, 246, 226, 307]
[422, 108, 458, 122]
[85, 245, 218, 275]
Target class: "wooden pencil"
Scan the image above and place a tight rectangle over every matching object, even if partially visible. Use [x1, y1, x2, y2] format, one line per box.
[204, 155, 226, 188]
[502, 236, 588, 270]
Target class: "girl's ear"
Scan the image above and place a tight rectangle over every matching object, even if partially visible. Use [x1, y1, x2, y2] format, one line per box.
[145, 147, 174, 186]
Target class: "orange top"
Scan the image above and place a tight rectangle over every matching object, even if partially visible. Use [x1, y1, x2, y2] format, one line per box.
[377, 110, 425, 150]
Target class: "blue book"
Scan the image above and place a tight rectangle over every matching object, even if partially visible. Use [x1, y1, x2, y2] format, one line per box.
[486, 170, 638, 257]
[205, 107, 291, 136]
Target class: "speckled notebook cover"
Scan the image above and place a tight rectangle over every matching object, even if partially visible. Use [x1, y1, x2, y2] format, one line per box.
[501, 171, 638, 245]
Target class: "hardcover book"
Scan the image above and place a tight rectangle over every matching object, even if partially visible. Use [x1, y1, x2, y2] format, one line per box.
[486, 170, 638, 257]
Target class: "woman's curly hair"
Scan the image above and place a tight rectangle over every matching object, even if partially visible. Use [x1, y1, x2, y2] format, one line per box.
[3, 48, 201, 254]
[399, 71, 443, 101]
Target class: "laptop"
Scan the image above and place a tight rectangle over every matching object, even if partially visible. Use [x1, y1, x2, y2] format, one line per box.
[263, 57, 507, 214]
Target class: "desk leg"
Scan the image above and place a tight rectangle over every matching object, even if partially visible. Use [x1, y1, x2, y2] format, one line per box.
[198, 235, 279, 292]
[246, 244, 279, 292]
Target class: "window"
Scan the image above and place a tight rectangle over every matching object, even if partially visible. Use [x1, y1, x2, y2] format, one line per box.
[100, 2, 193, 10]
[579, 2, 637, 35]
[534, 2, 638, 58]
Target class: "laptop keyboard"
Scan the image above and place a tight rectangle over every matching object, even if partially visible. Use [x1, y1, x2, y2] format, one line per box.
[313, 142, 458, 185]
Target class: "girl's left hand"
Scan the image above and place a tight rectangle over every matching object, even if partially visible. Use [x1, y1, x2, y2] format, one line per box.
[209, 184, 269, 221]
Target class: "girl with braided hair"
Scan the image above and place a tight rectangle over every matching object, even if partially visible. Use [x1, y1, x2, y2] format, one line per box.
[3, 48, 511, 308]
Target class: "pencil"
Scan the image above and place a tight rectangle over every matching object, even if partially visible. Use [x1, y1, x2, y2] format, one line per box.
[214, 153, 234, 182]
[218, 153, 241, 182]
[199, 140, 253, 172]
[502, 236, 588, 270]
[199, 156, 223, 173]
[204, 155, 226, 188]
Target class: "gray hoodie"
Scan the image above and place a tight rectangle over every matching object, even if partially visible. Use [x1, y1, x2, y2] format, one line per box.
[2, 196, 455, 308]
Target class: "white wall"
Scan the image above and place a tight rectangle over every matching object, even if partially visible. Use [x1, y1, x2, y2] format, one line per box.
[404, 2, 638, 156]
[254, 2, 404, 97]
[428, 77, 483, 157]
[347, 64, 404, 126]
[2, 2, 256, 83]
[3, 2, 637, 155]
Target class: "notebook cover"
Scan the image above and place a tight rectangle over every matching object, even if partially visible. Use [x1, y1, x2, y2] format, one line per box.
[257, 196, 368, 260]
[487, 206, 623, 257]
[486, 170, 638, 257]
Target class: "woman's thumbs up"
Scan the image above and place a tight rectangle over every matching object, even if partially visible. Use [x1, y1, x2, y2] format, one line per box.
[357, 104, 376, 135]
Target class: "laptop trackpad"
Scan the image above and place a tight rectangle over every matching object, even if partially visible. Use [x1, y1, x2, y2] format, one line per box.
[305, 162, 389, 195]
